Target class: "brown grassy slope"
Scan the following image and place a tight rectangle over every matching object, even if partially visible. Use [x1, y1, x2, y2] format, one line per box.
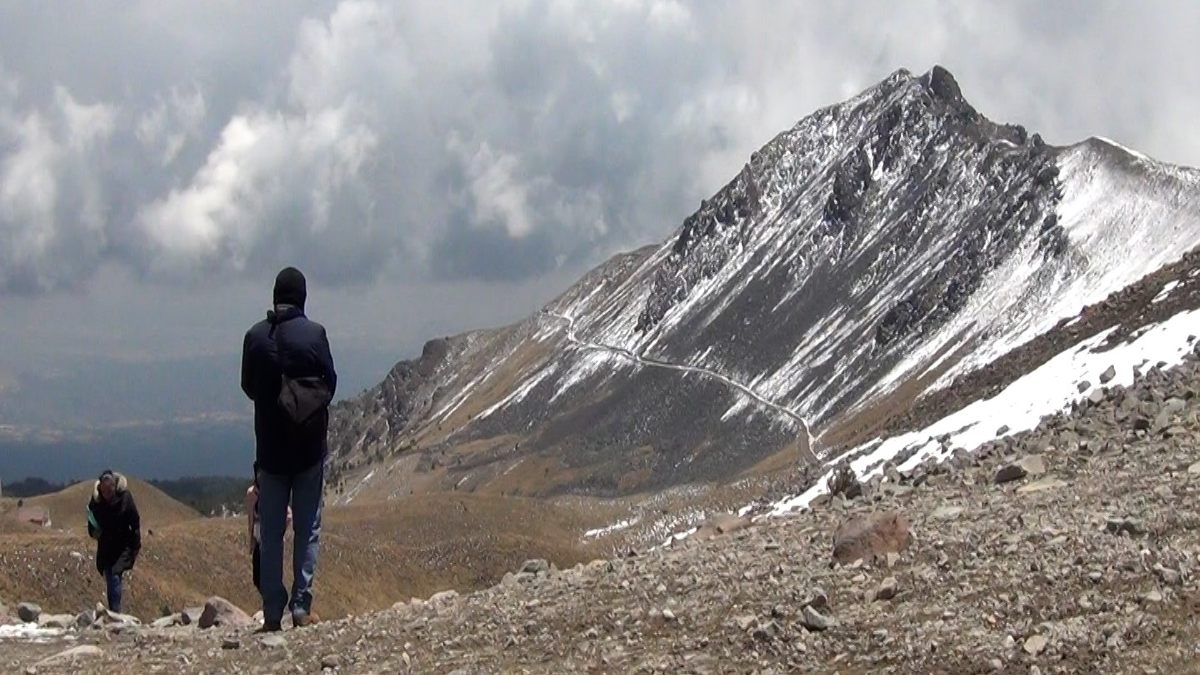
[0, 492, 597, 620]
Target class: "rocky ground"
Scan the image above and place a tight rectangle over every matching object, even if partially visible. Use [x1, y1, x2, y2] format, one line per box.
[6, 344, 1200, 673]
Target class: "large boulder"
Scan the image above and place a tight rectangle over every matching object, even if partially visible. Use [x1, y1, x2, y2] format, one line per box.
[199, 597, 255, 630]
[832, 511, 911, 564]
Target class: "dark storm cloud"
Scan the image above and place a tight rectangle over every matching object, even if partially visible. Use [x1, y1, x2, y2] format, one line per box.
[0, 0, 1198, 295]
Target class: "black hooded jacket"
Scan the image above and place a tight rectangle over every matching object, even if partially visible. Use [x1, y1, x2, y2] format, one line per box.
[87, 473, 141, 575]
[241, 305, 338, 475]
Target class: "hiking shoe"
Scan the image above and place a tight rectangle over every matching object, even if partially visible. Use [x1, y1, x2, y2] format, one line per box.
[256, 620, 282, 633]
[292, 610, 319, 628]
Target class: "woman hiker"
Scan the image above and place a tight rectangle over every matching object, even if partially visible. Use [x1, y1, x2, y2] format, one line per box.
[86, 469, 142, 613]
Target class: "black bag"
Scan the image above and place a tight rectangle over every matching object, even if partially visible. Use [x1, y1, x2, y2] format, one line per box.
[278, 373, 332, 424]
[269, 314, 333, 425]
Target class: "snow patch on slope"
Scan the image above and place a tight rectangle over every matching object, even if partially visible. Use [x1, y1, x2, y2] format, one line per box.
[869, 140, 1200, 405]
[0, 623, 66, 642]
[769, 307, 1200, 515]
[477, 364, 559, 420]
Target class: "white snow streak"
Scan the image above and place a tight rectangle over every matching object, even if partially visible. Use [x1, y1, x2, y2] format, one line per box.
[769, 308, 1200, 515]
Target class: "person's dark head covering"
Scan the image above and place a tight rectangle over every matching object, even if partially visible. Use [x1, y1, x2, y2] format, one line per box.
[98, 469, 115, 483]
[273, 267, 307, 309]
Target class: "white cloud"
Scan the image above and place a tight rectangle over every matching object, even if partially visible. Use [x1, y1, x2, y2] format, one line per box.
[0, 84, 114, 291]
[450, 136, 537, 238]
[136, 85, 206, 166]
[288, 0, 413, 113]
[137, 106, 377, 274]
[0, 0, 1198, 295]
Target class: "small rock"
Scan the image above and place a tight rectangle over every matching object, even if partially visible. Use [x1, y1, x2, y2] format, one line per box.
[874, 576, 898, 601]
[35, 646, 104, 667]
[16, 602, 41, 623]
[429, 590, 460, 604]
[1017, 476, 1067, 494]
[36, 614, 75, 629]
[180, 607, 203, 625]
[1077, 381, 1091, 393]
[800, 605, 837, 632]
[259, 634, 287, 649]
[1105, 517, 1146, 537]
[321, 654, 342, 670]
[994, 455, 1046, 484]
[1099, 365, 1117, 384]
[1088, 389, 1106, 406]
[693, 513, 752, 540]
[1188, 461, 1200, 475]
[93, 606, 141, 629]
[995, 425, 1010, 436]
[519, 559, 550, 575]
[151, 614, 183, 629]
[1023, 634, 1048, 656]
[661, 608, 676, 622]
[1140, 589, 1164, 604]
[222, 639, 242, 650]
[931, 506, 963, 521]
[734, 615, 757, 632]
[74, 610, 95, 630]
[1154, 564, 1182, 586]
[199, 596, 254, 630]
[832, 511, 911, 563]
[752, 620, 782, 641]
[805, 587, 829, 610]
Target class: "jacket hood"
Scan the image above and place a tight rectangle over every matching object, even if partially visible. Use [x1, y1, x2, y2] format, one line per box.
[92, 472, 129, 502]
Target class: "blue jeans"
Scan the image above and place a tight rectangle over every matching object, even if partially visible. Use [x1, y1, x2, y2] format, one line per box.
[104, 568, 123, 612]
[257, 461, 324, 623]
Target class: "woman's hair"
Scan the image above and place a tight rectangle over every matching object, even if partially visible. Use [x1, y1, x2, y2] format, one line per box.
[98, 469, 116, 482]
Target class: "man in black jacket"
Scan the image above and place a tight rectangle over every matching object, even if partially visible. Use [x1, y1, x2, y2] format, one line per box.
[241, 267, 336, 631]
[86, 470, 141, 613]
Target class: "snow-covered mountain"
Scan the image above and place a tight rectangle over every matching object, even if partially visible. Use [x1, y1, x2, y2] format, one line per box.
[328, 66, 1200, 502]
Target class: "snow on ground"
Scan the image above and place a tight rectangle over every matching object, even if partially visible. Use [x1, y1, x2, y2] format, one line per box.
[0, 623, 66, 642]
[867, 140, 1200, 410]
[340, 469, 377, 504]
[1154, 280, 1182, 304]
[767, 307, 1200, 515]
[584, 518, 639, 539]
[477, 364, 558, 420]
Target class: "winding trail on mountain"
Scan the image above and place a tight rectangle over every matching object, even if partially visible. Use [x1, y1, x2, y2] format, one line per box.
[544, 311, 819, 462]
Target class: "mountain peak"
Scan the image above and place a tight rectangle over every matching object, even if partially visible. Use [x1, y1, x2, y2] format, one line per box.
[920, 64, 964, 104]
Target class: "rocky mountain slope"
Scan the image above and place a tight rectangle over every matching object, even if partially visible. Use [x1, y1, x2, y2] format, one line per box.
[327, 65, 1200, 502]
[9, 343, 1200, 673]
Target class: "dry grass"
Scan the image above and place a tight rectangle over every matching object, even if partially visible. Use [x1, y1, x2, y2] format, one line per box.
[0, 490, 599, 621]
[22, 477, 201, 533]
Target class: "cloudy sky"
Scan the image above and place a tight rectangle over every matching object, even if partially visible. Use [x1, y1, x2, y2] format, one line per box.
[1, 0, 1198, 418]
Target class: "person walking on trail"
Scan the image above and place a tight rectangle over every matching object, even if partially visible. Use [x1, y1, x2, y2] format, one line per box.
[241, 267, 337, 631]
[86, 470, 141, 613]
